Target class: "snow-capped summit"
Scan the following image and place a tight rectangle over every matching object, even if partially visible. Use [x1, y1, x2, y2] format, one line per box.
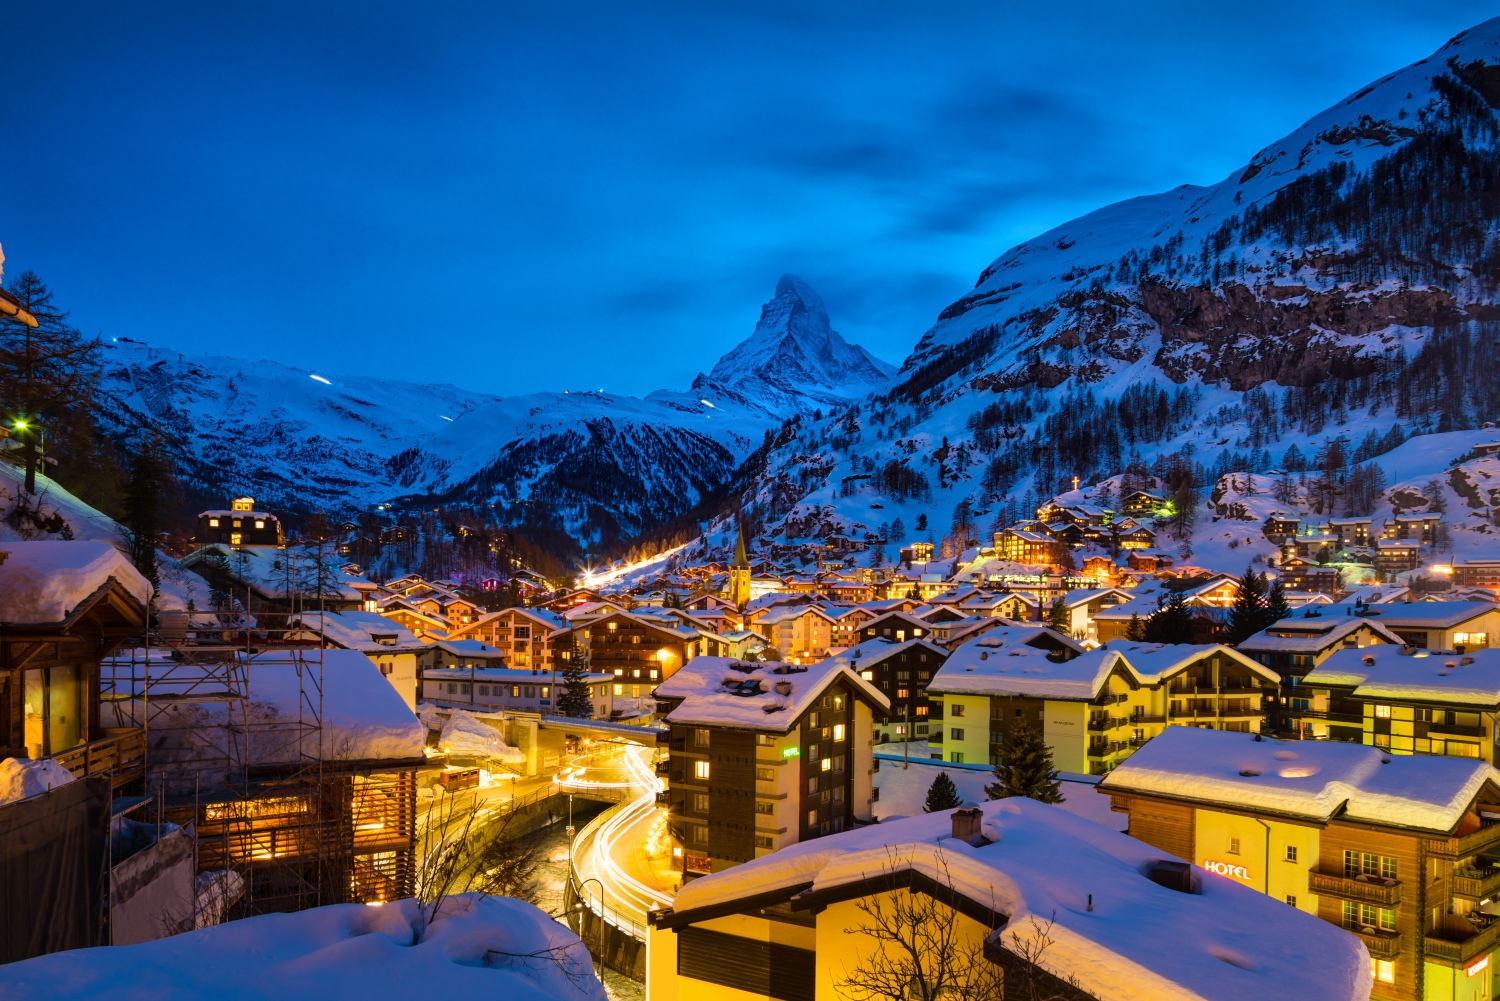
[703, 274, 896, 417]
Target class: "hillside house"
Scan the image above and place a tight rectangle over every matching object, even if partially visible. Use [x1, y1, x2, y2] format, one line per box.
[195, 497, 283, 547]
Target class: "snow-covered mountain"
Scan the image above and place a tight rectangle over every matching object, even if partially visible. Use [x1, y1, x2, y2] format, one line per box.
[690, 274, 896, 417]
[90, 275, 889, 552]
[724, 19, 1500, 564]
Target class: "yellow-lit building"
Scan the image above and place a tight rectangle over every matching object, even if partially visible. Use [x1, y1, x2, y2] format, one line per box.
[1103, 726, 1500, 1001]
[647, 798, 1371, 1001]
[926, 636, 1278, 775]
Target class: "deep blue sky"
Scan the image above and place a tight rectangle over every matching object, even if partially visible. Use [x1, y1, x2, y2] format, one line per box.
[0, 3, 1488, 397]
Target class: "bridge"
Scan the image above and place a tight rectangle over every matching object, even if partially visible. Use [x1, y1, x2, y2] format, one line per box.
[535, 714, 668, 746]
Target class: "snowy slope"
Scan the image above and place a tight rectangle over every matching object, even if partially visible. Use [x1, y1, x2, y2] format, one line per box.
[692, 274, 896, 417]
[719, 20, 1500, 567]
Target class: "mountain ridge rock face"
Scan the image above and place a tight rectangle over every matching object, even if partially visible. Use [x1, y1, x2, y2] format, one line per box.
[703, 273, 896, 417]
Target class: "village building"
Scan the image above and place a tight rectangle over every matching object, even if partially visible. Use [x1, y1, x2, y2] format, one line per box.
[655, 652, 886, 878]
[446, 606, 571, 673]
[1240, 612, 1404, 679]
[842, 637, 949, 743]
[1263, 512, 1302, 544]
[1330, 517, 1375, 548]
[289, 610, 428, 709]
[1454, 561, 1500, 591]
[1385, 513, 1444, 546]
[1293, 646, 1500, 765]
[419, 665, 613, 718]
[1119, 488, 1167, 516]
[1102, 727, 1500, 1001]
[194, 497, 284, 547]
[751, 605, 839, 662]
[927, 636, 1277, 774]
[646, 796, 1369, 1001]
[995, 527, 1060, 566]
[1376, 539, 1424, 577]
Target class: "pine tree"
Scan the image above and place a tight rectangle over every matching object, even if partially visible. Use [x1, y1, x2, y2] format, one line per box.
[1143, 591, 1195, 644]
[985, 718, 1062, 804]
[121, 434, 165, 592]
[1226, 563, 1267, 645]
[1125, 612, 1146, 641]
[1264, 577, 1292, 626]
[0, 271, 101, 495]
[554, 658, 595, 718]
[1045, 596, 1069, 632]
[923, 772, 964, 813]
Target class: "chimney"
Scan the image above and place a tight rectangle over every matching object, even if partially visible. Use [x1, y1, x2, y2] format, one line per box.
[951, 806, 983, 843]
[774, 680, 792, 696]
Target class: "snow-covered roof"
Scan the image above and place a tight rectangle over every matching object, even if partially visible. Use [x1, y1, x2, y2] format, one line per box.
[0, 893, 603, 1001]
[422, 665, 611, 682]
[427, 639, 505, 657]
[0, 541, 152, 625]
[656, 651, 888, 731]
[1303, 646, 1500, 705]
[1101, 726, 1500, 835]
[1238, 614, 1403, 654]
[930, 639, 1275, 702]
[1318, 601, 1499, 630]
[293, 610, 426, 654]
[665, 797, 1369, 1001]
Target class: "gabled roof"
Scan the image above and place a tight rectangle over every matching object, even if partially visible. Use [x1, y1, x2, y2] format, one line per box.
[1239, 615, 1403, 654]
[1101, 726, 1500, 835]
[656, 651, 888, 732]
[0, 541, 152, 627]
[1304, 646, 1500, 706]
[292, 610, 427, 654]
[1319, 601, 1499, 630]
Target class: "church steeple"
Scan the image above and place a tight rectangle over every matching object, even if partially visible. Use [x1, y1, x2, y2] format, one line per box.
[728, 519, 751, 608]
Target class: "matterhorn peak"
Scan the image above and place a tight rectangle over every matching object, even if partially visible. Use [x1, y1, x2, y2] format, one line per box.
[703, 274, 896, 418]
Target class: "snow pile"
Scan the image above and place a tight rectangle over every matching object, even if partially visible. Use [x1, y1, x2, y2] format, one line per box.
[1101, 726, 1500, 833]
[0, 541, 152, 624]
[871, 757, 1124, 831]
[0, 757, 76, 806]
[438, 709, 525, 763]
[656, 649, 889, 730]
[0, 893, 604, 1001]
[670, 797, 1369, 1001]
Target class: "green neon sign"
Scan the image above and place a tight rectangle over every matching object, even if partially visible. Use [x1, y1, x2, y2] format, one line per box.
[782, 746, 800, 758]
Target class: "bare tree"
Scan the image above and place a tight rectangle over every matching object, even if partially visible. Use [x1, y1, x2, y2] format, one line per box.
[1005, 911, 1092, 1001]
[833, 848, 1005, 1001]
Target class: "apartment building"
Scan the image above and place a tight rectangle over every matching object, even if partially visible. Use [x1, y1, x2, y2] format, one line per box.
[655, 653, 886, 879]
[446, 606, 571, 672]
[419, 666, 613, 718]
[1103, 727, 1500, 1001]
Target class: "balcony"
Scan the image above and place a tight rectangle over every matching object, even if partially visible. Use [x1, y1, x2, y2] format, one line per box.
[1293, 709, 1364, 724]
[51, 729, 145, 788]
[1428, 722, 1487, 739]
[1424, 818, 1500, 859]
[1307, 869, 1402, 905]
[1453, 863, 1500, 900]
[1349, 928, 1402, 959]
[1127, 714, 1166, 725]
[1426, 914, 1500, 964]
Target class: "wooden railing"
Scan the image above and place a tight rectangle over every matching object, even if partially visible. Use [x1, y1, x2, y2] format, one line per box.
[1426, 915, 1500, 964]
[51, 728, 145, 788]
[1307, 869, 1402, 905]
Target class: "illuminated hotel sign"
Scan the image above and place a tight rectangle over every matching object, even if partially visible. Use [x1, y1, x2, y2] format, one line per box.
[1201, 859, 1252, 881]
[1468, 956, 1490, 978]
[782, 746, 800, 758]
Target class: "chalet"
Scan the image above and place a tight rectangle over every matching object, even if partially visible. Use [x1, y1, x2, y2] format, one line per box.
[1239, 612, 1403, 679]
[576, 610, 699, 694]
[0, 542, 150, 784]
[447, 606, 571, 673]
[927, 636, 1277, 774]
[1050, 587, 1134, 642]
[854, 610, 933, 645]
[898, 541, 934, 564]
[544, 588, 606, 612]
[1375, 539, 1422, 577]
[655, 652, 887, 878]
[1114, 522, 1157, 550]
[288, 610, 427, 709]
[1320, 601, 1500, 652]
[1081, 554, 1119, 582]
[1329, 517, 1374, 548]
[647, 796, 1368, 1001]
[195, 496, 283, 547]
[1263, 512, 1302, 544]
[1126, 547, 1175, 573]
[752, 605, 838, 662]
[1102, 727, 1500, 1000]
[1384, 513, 1442, 546]
[377, 601, 451, 639]
[1281, 562, 1344, 596]
[1120, 489, 1166, 516]
[996, 528, 1058, 566]
[1294, 646, 1500, 764]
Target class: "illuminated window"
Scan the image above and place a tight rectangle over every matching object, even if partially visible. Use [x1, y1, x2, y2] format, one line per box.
[540, 686, 549, 698]
[755, 766, 774, 781]
[1455, 632, 1489, 648]
[897, 688, 910, 699]
[1374, 705, 1392, 719]
[1372, 960, 1394, 984]
[694, 728, 710, 747]
[860, 670, 874, 681]
[230, 533, 242, 545]
[820, 757, 831, 772]
[694, 760, 710, 780]
[511, 686, 519, 697]
[833, 724, 845, 742]
[613, 684, 623, 696]
[693, 793, 709, 812]
[208, 518, 220, 528]
[633, 669, 641, 678]
[807, 809, 818, 826]
[254, 520, 265, 530]
[608, 622, 617, 631]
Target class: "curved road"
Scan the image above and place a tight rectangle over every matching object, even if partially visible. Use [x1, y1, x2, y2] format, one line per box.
[564, 743, 674, 934]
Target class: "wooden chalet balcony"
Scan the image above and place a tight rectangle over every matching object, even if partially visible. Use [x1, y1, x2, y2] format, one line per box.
[1426, 914, 1500, 964]
[51, 728, 145, 788]
[1424, 818, 1500, 859]
[1348, 927, 1402, 959]
[1453, 864, 1500, 900]
[1307, 869, 1402, 905]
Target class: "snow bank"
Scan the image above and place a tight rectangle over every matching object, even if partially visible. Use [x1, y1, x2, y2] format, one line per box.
[1101, 726, 1500, 833]
[0, 893, 604, 1001]
[671, 797, 1368, 1001]
[0, 541, 152, 624]
[0, 757, 76, 806]
[439, 709, 525, 763]
[871, 757, 1125, 831]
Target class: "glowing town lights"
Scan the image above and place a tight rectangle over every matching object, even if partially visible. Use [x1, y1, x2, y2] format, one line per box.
[309, 374, 331, 385]
[655, 648, 670, 662]
[1431, 565, 1455, 575]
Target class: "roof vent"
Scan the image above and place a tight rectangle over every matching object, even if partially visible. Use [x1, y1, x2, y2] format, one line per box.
[1399, 646, 1415, 656]
[1146, 860, 1197, 894]
[774, 680, 792, 697]
[980, 651, 989, 661]
[1362, 655, 1376, 666]
[1238, 768, 1262, 777]
[1463, 656, 1476, 666]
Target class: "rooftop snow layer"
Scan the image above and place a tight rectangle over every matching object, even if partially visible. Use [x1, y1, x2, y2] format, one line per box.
[1317, 601, 1499, 630]
[0, 757, 76, 806]
[293, 610, 426, 653]
[1238, 614, 1404, 653]
[1304, 646, 1500, 705]
[1100, 726, 1500, 834]
[0, 893, 602, 1001]
[669, 796, 1369, 1001]
[657, 649, 889, 731]
[0, 541, 152, 624]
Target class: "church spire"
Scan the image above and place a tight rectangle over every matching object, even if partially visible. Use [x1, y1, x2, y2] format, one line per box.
[731, 521, 750, 568]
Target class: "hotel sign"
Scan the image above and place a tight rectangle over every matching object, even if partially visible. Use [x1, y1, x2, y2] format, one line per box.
[1202, 859, 1251, 881]
[1468, 956, 1489, 978]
